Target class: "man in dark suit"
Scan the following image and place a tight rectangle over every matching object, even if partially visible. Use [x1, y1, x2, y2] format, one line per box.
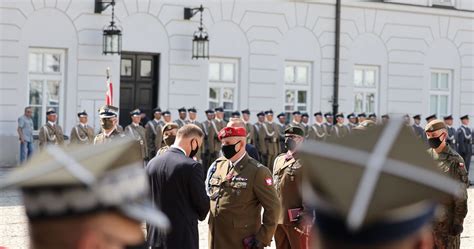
[146, 124, 210, 249]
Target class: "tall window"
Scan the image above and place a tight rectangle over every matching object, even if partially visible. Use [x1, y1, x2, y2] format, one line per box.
[28, 48, 65, 130]
[208, 58, 238, 120]
[353, 65, 378, 113]
[284, 61, 311, 119]
[430, 70, 451, 117]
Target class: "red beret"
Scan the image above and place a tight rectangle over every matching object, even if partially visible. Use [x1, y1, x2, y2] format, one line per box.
[218, 127, 247, 140]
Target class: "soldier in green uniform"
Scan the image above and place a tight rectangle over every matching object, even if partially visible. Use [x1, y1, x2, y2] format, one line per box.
[162, 110, 172, 124]
[94, 105, 125, 144]
[156, 123, 179, 156]
[38, 108, 64, 148]
[273, 126, 307, 249]
[332, 113, 350, 138]
[145, 107, 164, 159]
[202, 109, 215, 171]
[425, 119, 468, 249]
[242, 109, 255, 145]
[206, 126, 280, 249]
[254, 111, 266, 161]
[347, 113, 358, 130]
[174, 107, 189, 128]
[208, 107, 227, 164]
[69, 110, 95, 145]
[125, 109, 148, 162]
[289, 111, 305, 133]
[322, 112, 334, 138]
[307, 112, 326, 141]
[301, 113, 310, 136]
[258, 110, 280, 171]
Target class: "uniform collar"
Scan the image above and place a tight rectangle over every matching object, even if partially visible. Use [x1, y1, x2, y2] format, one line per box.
[104, 127, 117, 137]
[48, 121, 55, 127]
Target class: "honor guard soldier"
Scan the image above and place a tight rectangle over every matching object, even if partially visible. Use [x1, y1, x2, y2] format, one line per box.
[301, 113, 310, 136]
[357, 112, 367, 123]
[425, 119, 468, 249]
[126, 109, 148, 162]
[208, 107, 227, 164]
[347, 113, 358, 130]
[202, 109, 215, 171]
[145, 107, 164, 159]
[457, 115, 472, 174]
[162, 110, 172, 123]
[368, 113, 377, 123]
[156, 123, 179, 156]
[94, 105, 125, 144]
[174, 107, 189, 128]
[308, 112, 326, 141]
[232, 110, 241, 118]
[322, 112, 334, 137]
[277, 112, 287, 152]
[69, 110, 95, 145]
[332, 113, 350, 138]
[289, 111, 305, 133]
[426, 114, 437, 124]
[0, 139, 169, 249]
[259, 110, 280, 171]
[39, 108, 64, 148]
[412, 114, 427, 142]
[206, 126, 280, 249]
[242, 109, 255, 145]
[273, 126, 308, 249]
[254, 111, 266, 157]
[299, 118, 465, 249]
[444, 115, 457, 149]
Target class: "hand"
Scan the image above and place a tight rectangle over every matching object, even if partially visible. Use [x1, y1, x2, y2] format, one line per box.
[450, 224, 463, 236]
[19, 137, 25, 144]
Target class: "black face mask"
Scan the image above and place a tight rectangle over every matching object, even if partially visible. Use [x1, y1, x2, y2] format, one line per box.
[285, 137, 297, 151]
[222, 141, 241, 159]
[189, 139, 199, 158]
[428, 136, 443, 149]
[164, 135, 176, 146]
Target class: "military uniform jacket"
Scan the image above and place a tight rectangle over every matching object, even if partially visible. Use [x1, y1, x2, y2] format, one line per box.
[145, 119, 163, 159]
[412, 124, 427, 142]
[208, 119, 227, 154]
[258, 122, 280, 156]
[93, 128, 125, 144]
[446, 126, 457, 148]
[322, 122, 334, 137]
[244, 121, 255, 145]
[174, 118, 189, 128]
[456, 126, 472, 155]
[126, 124, 148, 160]
[273, 154, 303, 225]
[39, 123, 64, 148]
[69, 124, 95, 145]
[332, 123, 350, 138]
[428, 146, 468, 233]
[202, 120, 212, 153]
[307, 123, 326, 141]
[347, 122, 358, 130]
[253, 122, 264, 153]
[208, 154, 280, 248]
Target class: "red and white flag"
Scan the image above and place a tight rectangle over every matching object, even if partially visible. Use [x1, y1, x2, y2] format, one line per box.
[105, 68, 113, 105]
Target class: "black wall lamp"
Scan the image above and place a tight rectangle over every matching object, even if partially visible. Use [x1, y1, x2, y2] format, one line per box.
[95, 0, 122, 55]
[184, 5, 209, 59]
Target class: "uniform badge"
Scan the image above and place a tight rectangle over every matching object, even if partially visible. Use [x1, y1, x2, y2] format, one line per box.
[265, 178, 273, 186]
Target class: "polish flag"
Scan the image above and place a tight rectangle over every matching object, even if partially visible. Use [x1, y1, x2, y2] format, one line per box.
[105, 67, 113, 105]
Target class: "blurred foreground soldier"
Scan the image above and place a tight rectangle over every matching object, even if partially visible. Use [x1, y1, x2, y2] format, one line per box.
[146, 108, 164, 159]
[444, 115, 456, 149]
[357, 113, 367, 123]
[277, 113, 287, 152]
[347, 113, 358, 130]
[260, 110, 280, 171]
[381, 114, 390, 124]
[426, 114, 437, 124]
[242, 109, 255, 145]
[69, 110, 94, 145]
[412, 114, 427, 142]
[162, 110, 172, 123]
[207, 126, 280, 249]
[156, 123, 179, 156]
[301, 113, 310, 135]
[126, 109, 148, 162]
[308, 112, 326, 141]
[174, 107, 189, 128]
[39, 108, 64, 148]
[147, 125, 209, 249]
[425, 120, 468, 249]
[322, 112, 334, 136]
[273, 126, 308, 249]
[208, 107, 227, 163]
[0, 139, 170, 249]
[457, 115, 472, 173]
[332, 113, 350, 138]
[368, 113, 377, 122]
[299, 118, 465, 249]
[94, 105, 125, 144]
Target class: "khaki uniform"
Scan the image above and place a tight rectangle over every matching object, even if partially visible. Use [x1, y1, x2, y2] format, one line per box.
[428, 145, 468, 249]
[307, 123, 326, 141]
[273, 154, 305, 249]
[125, 124, 148, 160]
[145, 119, 163, 159]
[69, 124, 95, 145]
[332, 123, 350, 138]
[208, 155, 280, 249]
[322, 122, 334, 138]
[38, 123, 64, 148]
[201, 119, 213, 171]
[93, 128, 125, 144]
[244, 121, 255, 145]
[258, 122, 280, 171]
[254, 122, 264, 157]
[347, 122, 358, 130]
[208, 119, 227, 163]
[174, 118, 189, 128]
[156, 145, 170, 157]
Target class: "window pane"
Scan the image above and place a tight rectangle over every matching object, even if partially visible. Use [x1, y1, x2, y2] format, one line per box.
[29, 53, 42, 72]
[44, 53, 61, 73]
[430, 95, 438, 115]
[222, 88, 234, 110]
[354, 69, 363, 87]
[121, 59, 132, 76]
[209, 63, 220, 81]
[366, 93, 375, 113]
[29, 80, 43, 105]
[209, 88, 219, 109]
[439, 73, 449, 90]
[46, 80, 60, 106]
[31, 106, 42, 130]
[297, 91, 307, 104]
[221, 63, 235, 82]
[431, 72, 438, 89]
[297, 106, 306, 111]
[439, 95, 448, 116]
[140, 60, 152, 78]
[285, 90, 295, 104]
[354, 92, 363, 113]
[285, 66, 295, 83]
[285, 105, 294, 112]
[296, 66, 308, 84]
[365, 70, 376, 87]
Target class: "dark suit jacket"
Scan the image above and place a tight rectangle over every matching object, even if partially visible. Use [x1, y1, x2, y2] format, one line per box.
[146, 147, 210, 249]
[246, 143, 260, 162]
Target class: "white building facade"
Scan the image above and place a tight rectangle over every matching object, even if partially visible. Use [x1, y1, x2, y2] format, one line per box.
[0, 0, 473, 164]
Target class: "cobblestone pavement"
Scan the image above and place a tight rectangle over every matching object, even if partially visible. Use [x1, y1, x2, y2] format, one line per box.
[1, 184, 474, 248]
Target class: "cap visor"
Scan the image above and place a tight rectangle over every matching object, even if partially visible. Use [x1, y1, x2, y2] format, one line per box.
[119, 201, 170, 231]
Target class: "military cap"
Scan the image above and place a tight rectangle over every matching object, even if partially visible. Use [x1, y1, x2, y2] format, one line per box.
[335, 113, 344, 118]
[162, 123, 179, 133]
[324, 112, 333, 118]
[299, 118, 463, 245]
[425, 114, 437, 121]
[314, 112, 323, 117]
[205, 109, 215, 114]
[347, 113, 356, 119]
[277, 112, 285, 118]
[241, 109, 250, 115]
[46, 108, 57, 115]
[187, 107, 197, 113]
[285, 126, 304, 137]
[292, 111, 301, 116]
[178, 107, 187, 113]
[98, 105, 118, 118]
[214, 107, 224, 112]
[0, 139, 170, 230]
[358, 113, 367, 118]
[302, 113, 309, 118]
[77, 110, 88, 118]
[231, 111, 241, 117]
[162, 110, 171, 116]
[412, 114, 421, 120]
[368, 113, 377, 118]
[130, 108, 141, 116]
[153, 107, 162, 114]
[443, 115, 453, 120]
[424, 119, 446, 132]
[265, 110, 274, 115]
[257, 111, 265, 117]
[460, 114, 469, 120]
[382, 114, 389, 119]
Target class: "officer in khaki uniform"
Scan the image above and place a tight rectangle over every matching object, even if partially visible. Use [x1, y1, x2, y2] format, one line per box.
[94, 105, 125, 144]
[39, 108, 64, 148]
[69, 110, 95, 145]
[145, 107, 164, 159]
[206, 126, 280, 249]
[202, 109, 215, 171]
[125, 109, 148, 162]
[242, 109, 255, 145]
[156, 122, 179, 157]
[307, 112, 326, 141]
[273, 126, 307, 249]
[208, 107, 227, 163]
[425, 120, 468, 249]
[259, 110, 280, 171]
[254, 111, 266, 161]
